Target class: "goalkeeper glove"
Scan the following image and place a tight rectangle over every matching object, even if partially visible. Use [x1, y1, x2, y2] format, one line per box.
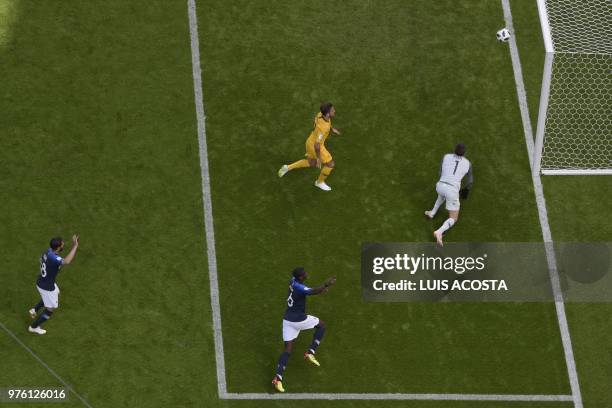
[459, 188, 470, 199]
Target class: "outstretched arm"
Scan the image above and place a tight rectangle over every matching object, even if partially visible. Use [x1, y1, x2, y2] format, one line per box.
[463, 164, 473, 190]
[63, 235, 80, 265]
[309, 276, 337, 295]
[460, 165, 473, 199]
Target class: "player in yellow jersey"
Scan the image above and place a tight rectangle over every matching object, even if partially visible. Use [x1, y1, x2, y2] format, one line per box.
[278, 103, 341, 191]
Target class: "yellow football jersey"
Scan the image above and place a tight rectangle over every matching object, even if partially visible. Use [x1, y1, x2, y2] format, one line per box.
[307, 112, 332, 146]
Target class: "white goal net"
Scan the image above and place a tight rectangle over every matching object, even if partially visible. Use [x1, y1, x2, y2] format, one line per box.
[534, 0, 612, 175]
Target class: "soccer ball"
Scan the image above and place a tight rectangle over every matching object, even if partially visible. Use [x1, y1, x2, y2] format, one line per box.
[496, 28, 511, 42]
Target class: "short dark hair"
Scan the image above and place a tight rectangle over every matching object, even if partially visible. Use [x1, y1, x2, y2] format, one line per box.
[49, 237, 63, 250]
[454, 143, 466, 156]
[292, 267, 306, 279]
[320, 102, 333, 116]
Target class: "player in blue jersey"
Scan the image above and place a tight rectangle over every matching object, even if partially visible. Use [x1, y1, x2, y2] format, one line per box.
[272, 267, 336, 393]
[28, 235, 79, 335]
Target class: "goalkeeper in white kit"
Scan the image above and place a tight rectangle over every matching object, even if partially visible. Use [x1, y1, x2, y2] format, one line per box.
[425, 143, 473, 246]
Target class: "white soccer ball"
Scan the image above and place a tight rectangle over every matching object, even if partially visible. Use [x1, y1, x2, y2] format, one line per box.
[496, 28, 511, 42]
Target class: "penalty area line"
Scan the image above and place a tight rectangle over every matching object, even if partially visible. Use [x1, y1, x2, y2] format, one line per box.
[223, 392, 574, 401]
[187, 0, 228, 397]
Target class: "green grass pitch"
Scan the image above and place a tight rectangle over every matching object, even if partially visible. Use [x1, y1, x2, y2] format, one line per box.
[0, 0, 610, 407]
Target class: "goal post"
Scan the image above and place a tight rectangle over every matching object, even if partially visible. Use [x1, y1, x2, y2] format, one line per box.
[534, 0, 612, 175]
[532, 51, 553, 175]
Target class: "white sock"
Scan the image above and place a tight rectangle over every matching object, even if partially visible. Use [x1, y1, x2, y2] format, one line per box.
[430, 196, 445, 215]
[436, 218, 455, 234]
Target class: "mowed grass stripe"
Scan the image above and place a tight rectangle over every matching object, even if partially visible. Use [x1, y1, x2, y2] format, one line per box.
[510, 1, 612, 406]
[1, 1, 214, 407]
[502, 1, 581, 406]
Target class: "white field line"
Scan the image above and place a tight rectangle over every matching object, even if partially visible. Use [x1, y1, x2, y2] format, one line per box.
[223, 393, 574, 401]
[187, 0, 227, 397]
[501, 1, 583, 408]
[0, 320, 93, 408]
[189, 0, 581, 402]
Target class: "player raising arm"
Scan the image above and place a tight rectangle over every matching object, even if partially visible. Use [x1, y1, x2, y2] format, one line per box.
[272, 267, 336, 392]
[425, 143, 473, 246]
[278, 103, 341, 191]
[28, 235, 79, 335]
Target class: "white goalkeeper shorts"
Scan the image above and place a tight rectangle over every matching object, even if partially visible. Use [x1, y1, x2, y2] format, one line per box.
[436, 181, 460, 211]
[282, 315, 319, 341]
[37, 284, 60, 309]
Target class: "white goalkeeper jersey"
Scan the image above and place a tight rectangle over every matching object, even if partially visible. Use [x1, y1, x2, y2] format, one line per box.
[439, 154, 473, 190]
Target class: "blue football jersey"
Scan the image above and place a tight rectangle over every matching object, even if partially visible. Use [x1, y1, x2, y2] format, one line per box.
[283, 277, 312, 322]
[36, 248, 64, 291]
